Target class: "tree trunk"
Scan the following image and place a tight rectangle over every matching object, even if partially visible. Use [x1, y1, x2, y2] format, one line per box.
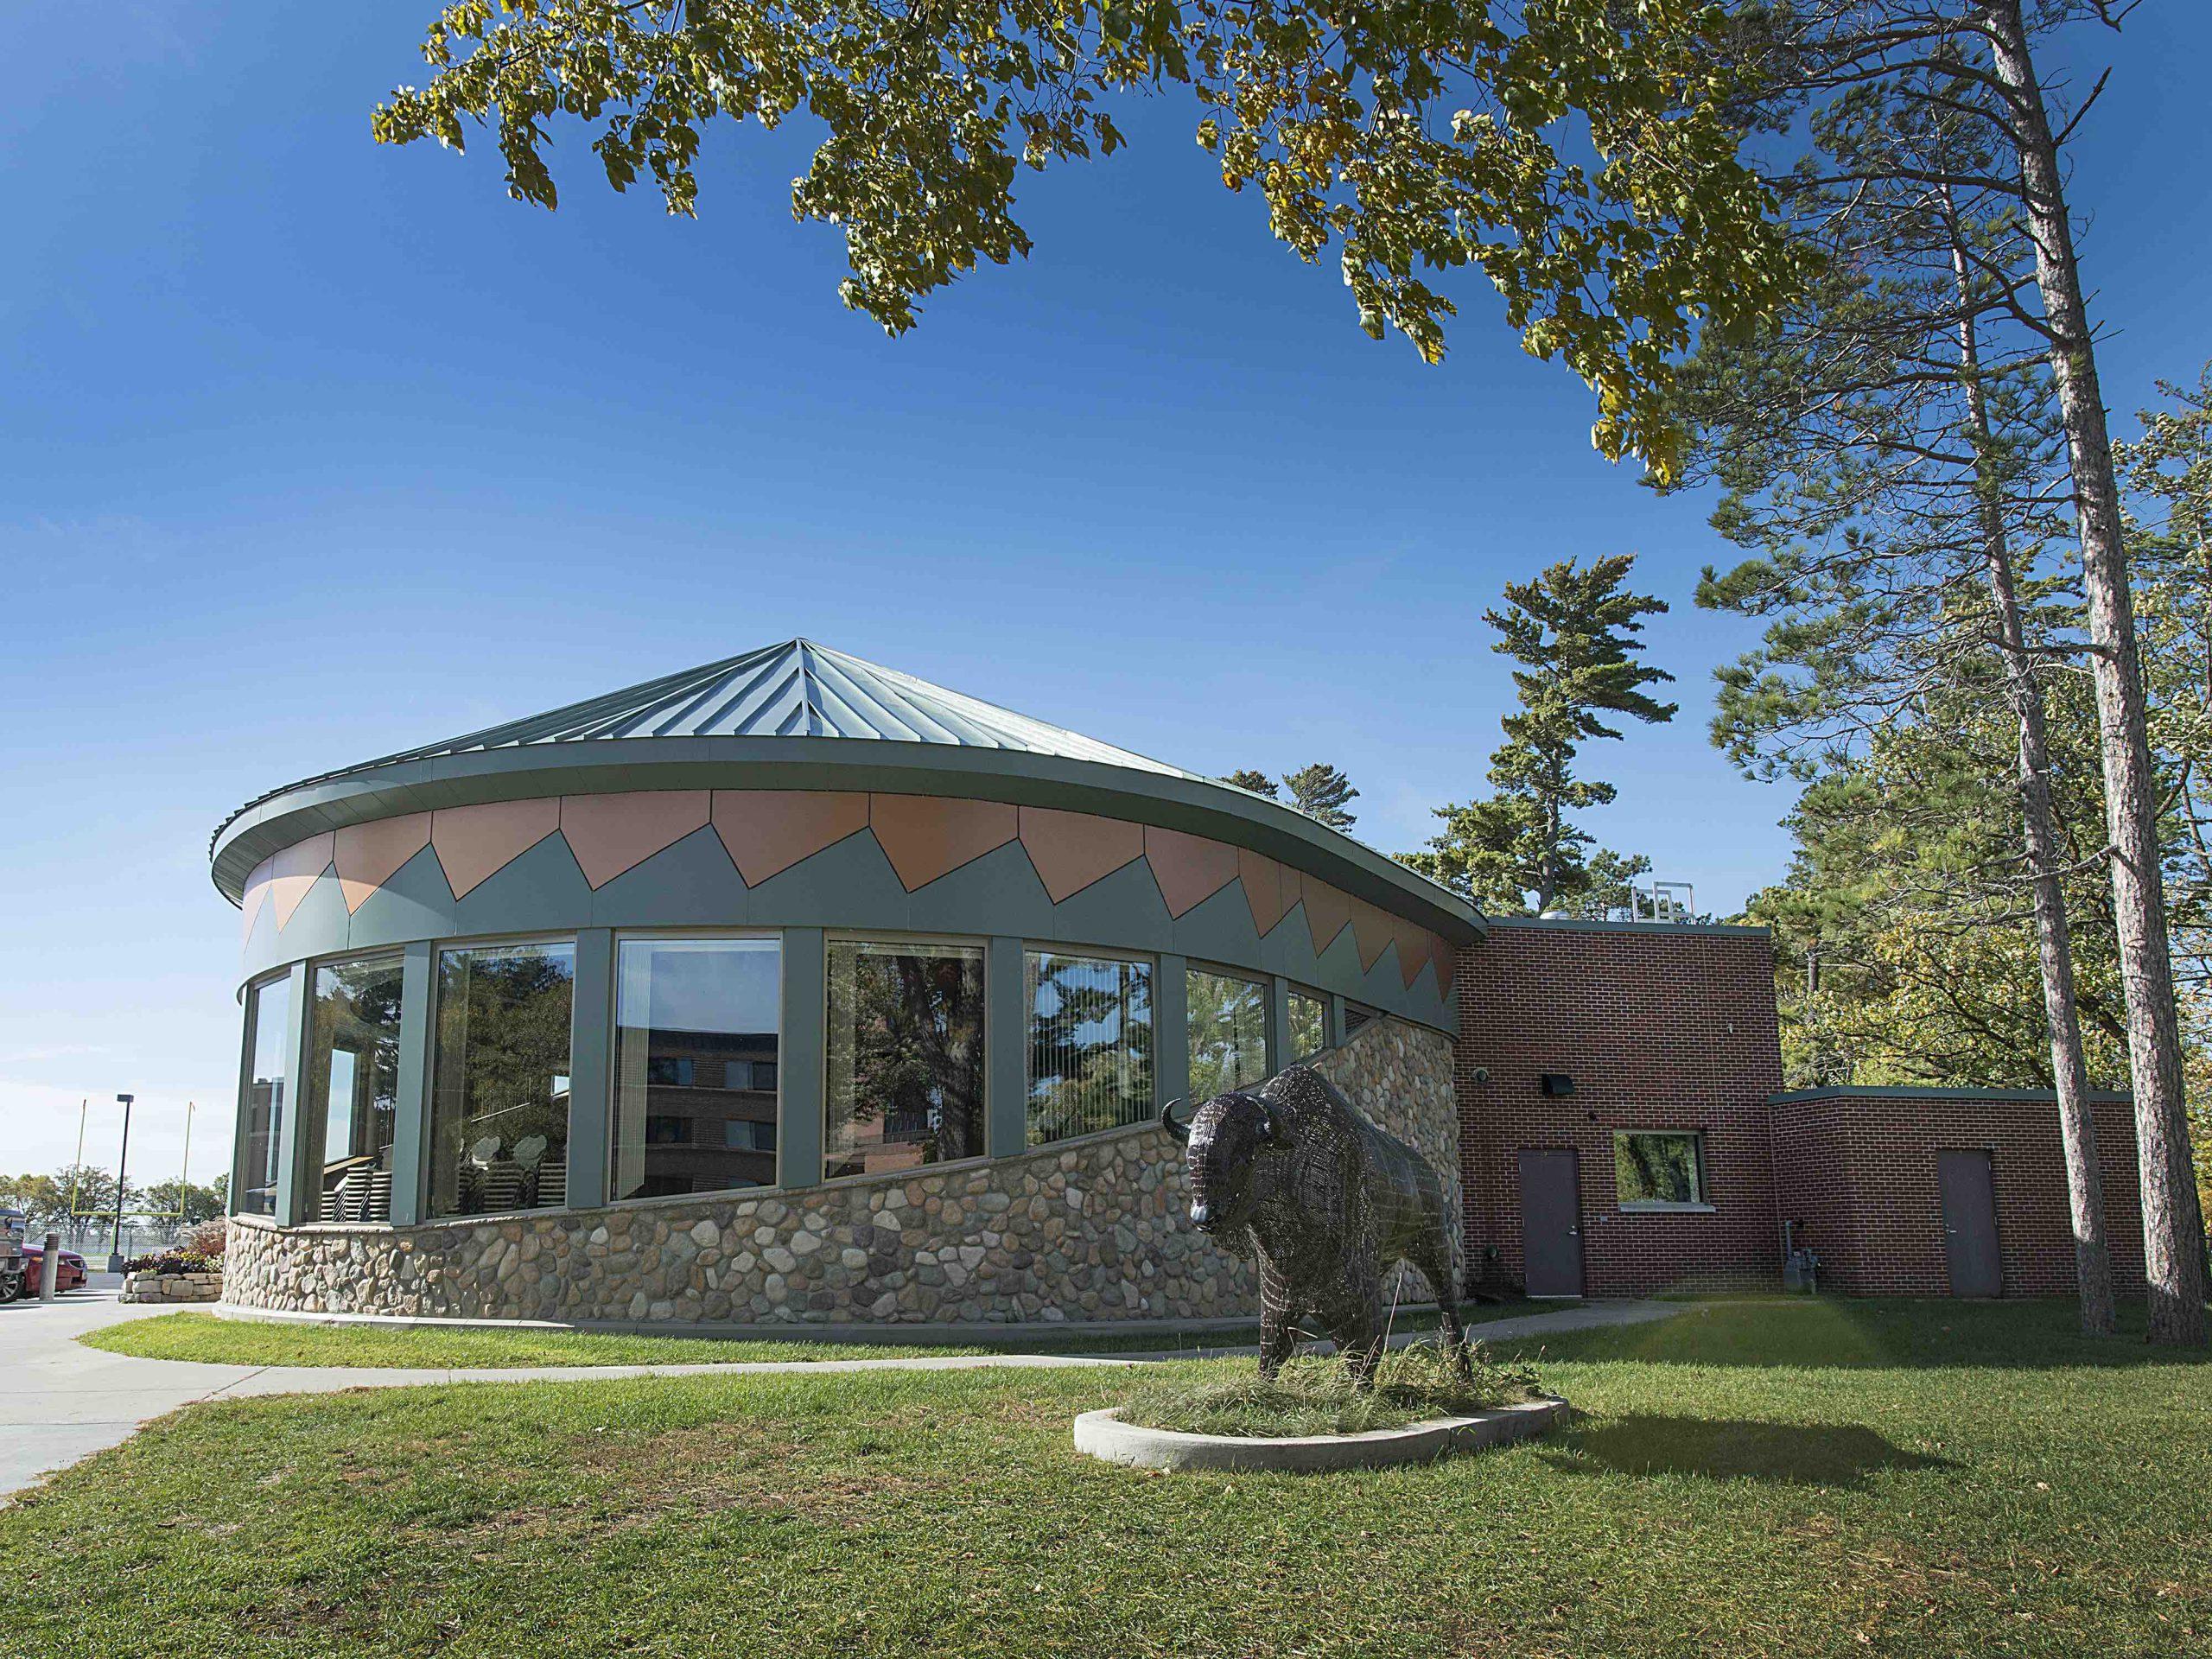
[1946, 207, 2115, 1334]
[1983, 0, 2206, 1343]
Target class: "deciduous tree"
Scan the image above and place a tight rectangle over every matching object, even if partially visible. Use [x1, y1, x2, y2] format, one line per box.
[372, 0, 1808, 475]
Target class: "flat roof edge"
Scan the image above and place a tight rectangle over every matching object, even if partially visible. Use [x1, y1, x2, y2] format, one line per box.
[1484, 916, 1770, 938]
[1770, 1085, 2133, 1105]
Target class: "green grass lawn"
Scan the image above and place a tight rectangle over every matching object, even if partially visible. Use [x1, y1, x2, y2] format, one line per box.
[12, 1299, 2207, 1657]
[79, 1303, 1510, 1369]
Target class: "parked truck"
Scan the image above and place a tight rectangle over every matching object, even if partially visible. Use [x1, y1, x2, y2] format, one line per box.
[0, 1209, 28, 1303]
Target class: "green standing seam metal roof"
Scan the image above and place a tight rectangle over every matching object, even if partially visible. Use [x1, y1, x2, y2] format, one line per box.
[213, 639, 1198, 853]
[207, 639, 1484, 938]
[348, 639, 1204, 777]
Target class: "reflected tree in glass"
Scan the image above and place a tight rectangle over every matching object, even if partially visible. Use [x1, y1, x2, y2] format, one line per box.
[825, 941, 984, 1179]
[1615, 1132, 1702, 1205]
[1025, 951, 1153, 1145]
[429, 942, 575, 1217]
[1186, 969, 1268, 1100]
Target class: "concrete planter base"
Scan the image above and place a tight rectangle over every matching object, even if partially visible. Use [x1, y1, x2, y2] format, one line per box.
[1071, 1395, 1567, 1473]
[122, 1271, 224, 1305]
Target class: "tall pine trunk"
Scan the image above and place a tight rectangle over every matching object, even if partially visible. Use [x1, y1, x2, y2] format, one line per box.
[1983, 0, 2207, 1343]
[1946, 207, 2115, 1335]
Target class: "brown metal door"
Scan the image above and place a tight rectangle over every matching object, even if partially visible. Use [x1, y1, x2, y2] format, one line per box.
[1518, 1148, 1584, 1298]
[1937, 1150, 2001, 1297]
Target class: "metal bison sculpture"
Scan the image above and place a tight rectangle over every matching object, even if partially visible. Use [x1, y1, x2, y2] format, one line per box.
[1161, 1064, 1465, 1386]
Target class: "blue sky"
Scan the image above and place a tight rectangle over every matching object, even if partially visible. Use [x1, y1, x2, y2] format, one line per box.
[3, 4, 2207, 1183]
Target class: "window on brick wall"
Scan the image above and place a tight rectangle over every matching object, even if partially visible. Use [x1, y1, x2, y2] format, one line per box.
[1613, 1130, 1707, 1210]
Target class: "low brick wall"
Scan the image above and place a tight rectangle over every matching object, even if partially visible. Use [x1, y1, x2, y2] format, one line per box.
[122, 1270, 224, 1305]
[225, 1017, 1459, 1327]
[1770, 1089, 2148, 1298]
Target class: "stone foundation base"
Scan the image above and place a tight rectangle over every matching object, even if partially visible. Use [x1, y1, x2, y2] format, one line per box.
[223, 1020, 1460, 1328]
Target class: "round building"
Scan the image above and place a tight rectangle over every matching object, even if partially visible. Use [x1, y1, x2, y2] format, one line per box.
[213, 640, 1475, 1327]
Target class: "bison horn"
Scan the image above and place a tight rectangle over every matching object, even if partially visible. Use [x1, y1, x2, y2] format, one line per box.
[1259, 1103, 1293, 1148]
[1158, 1097, 1192, 1143]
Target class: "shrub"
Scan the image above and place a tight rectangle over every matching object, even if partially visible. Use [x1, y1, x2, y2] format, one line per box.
[1120, 1338, 1541, 1439]
[123, 1251, 221, 1277]
[184, 1218, 229, 1258]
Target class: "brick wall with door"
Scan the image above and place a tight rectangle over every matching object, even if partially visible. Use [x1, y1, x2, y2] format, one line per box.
[1769, 1089, 2147, 1297]
[1453, 919, 1788, 1296]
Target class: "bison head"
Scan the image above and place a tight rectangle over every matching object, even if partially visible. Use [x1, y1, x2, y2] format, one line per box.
[1160, 1090, 1293, 1236]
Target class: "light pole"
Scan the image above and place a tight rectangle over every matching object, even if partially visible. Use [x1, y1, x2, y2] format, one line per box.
[107, 1092, 134, 1273]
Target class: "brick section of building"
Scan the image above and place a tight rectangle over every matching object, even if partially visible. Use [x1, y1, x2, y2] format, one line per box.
[1453, 919, 1787, 1296]
[1770, 1089, 2146, 1298]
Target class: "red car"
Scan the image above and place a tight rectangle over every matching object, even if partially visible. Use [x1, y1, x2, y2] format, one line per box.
[18, 1244, 87, 1294]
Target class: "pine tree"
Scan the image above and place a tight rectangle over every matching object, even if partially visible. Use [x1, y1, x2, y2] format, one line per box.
[1281, 764, 1359, 829]
[1663, 34, 2122, 1334]
[1675, 0, 2202, 1340]
[1408, 555, 1674, 914]
[1223, 765, 1360, 828]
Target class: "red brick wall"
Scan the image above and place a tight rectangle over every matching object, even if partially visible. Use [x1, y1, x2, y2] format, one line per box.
[1452, 920, 1788, 1296]
[1770, 1090, 2146, 1297]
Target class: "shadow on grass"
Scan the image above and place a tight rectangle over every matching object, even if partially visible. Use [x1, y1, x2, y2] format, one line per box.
[1547, 1414, 1956, 1489]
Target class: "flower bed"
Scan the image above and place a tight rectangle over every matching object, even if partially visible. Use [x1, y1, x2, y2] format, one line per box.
[121, 1251, 225, 1304]
[1077, 1339, 1560, 1472]
[1073, 1396, 1566, 1473]
[1117, 1339, 1538, 1437]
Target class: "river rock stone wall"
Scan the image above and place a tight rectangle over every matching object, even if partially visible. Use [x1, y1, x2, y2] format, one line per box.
[225, 1017, 1459, 1327]
[1311, 1016, 1465, 1299]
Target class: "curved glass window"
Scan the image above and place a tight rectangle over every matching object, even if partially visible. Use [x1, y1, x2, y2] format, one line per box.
[307, 954, 404, 1223]
[825, 939, 985, 1179]
[1025, 950, 1153, 1146]
[613, 937, 781, 1201]
[1288, 988, 1328, 1060]
[236, 975, 291, 1217]
[429, 941, 575, 1218]
[1186, 968, 1268, 1100]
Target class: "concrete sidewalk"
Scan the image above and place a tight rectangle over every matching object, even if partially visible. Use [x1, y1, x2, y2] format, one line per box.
[3, 1293, 1674, 1503]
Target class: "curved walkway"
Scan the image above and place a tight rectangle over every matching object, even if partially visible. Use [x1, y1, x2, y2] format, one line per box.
[3, 1289, 1673, 1502]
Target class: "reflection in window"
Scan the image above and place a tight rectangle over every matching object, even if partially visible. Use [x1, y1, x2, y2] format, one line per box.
[613, 937, 781, 1202]
[429, 942, 575, 1218]
[825, 940, 985, 1179]
[1288, 988, 1328, 1060]
[724, 1118, 777, 1152]
[308, 955, 404, 1223]
[1614, 1130, 1707, 1208]
[237, 975, 291, 1217]
[1026, 950, 1153, 1146]
[1186, 969, 1268, 1101]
